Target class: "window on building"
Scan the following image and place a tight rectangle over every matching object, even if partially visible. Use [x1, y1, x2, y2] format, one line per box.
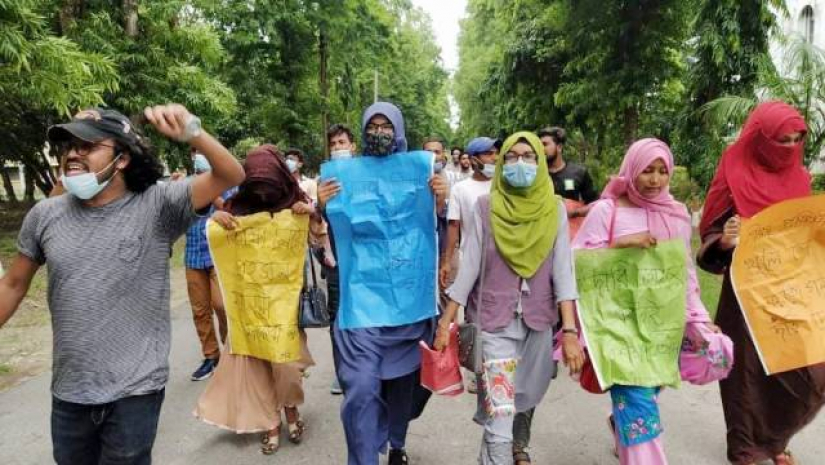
[801, 5, 816, 43]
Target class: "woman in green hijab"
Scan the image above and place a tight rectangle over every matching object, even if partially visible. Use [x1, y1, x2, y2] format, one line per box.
[435, 132, 584, 465]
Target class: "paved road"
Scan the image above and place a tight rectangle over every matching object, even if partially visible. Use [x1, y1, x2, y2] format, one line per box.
[2, 300, 825, 464]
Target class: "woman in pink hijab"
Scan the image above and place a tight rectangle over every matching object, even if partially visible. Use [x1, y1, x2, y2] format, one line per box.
[573, 138, 729, 464]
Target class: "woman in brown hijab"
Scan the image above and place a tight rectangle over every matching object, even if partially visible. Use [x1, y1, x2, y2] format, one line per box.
[193, 144, 316, 455]
[698, 101, 825, 465]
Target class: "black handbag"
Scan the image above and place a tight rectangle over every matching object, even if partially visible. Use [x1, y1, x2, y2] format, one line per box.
[457, 322, 482, 373]
[457, 218, 488, 374]
[299, 249, 330, 328]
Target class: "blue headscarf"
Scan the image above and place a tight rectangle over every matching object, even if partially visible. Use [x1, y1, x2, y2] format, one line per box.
[361, 101, 408, 154]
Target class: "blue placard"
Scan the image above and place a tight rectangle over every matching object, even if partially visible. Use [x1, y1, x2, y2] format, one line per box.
[321, 151, 438, 330]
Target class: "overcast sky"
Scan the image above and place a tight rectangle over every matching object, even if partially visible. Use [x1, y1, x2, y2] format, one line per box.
[411, 0, 467, 126]
[411, 0, 467, 73]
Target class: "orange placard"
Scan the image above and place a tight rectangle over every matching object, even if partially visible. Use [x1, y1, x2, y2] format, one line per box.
[564, 199, 585, 240]
[731, 195, 825, 374]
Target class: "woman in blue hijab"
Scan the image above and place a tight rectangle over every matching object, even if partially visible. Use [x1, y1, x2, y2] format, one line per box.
[319, 102, 448, 465]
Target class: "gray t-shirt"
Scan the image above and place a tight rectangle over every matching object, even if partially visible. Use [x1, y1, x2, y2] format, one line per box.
[17, 180, 195, 404]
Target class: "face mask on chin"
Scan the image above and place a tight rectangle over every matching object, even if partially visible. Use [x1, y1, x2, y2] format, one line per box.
[61, 154, 122, 200]
[286, 159, 299, 173]
[330, 149, 352, 160]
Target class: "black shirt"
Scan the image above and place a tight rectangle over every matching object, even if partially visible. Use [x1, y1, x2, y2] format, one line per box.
[550, 161, 599, 203]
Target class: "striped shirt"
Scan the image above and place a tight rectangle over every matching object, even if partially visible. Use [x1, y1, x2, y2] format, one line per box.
[17, 180, 195, 404]
[184, 187, 236, 269]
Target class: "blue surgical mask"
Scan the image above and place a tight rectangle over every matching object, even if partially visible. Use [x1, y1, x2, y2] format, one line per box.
[193, 154, 211, 173]
[481, 163, 496, 179]
[330, 149, 352, 160]
[433, 161, 445, 173]
[286, 159, 299, 173]
[502, 160, 537, 188]
[61, 155, 122, 200]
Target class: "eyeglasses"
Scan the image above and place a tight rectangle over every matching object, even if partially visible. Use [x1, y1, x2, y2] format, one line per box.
[61, 140, 117, 157]
[503, 152, 538, 164]
[365, 123, 394, 134]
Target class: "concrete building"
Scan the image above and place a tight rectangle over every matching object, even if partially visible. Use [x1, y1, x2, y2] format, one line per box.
[772, 2, 825, 172]
[772, 1, 821, 68]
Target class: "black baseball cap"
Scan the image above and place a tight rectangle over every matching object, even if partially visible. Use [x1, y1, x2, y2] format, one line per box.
[48, 108, 143, 149]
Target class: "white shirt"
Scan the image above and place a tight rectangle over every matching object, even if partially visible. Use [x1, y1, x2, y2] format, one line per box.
[447, 177, 492, 250]
[299, 175, 317, 201]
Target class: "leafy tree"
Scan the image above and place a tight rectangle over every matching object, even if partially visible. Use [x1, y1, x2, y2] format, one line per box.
[0, 0, 118, 200]
[677, 0, 783, 188]
[61, 0, 237, 170]
[201, 0, 450, 173]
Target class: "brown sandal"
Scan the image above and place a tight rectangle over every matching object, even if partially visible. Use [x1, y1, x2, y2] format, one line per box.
[260, 426, 280, 455]
[774, 451, 796, 465]
[513, 446, 531, 464]
[285, 407, 305, 444]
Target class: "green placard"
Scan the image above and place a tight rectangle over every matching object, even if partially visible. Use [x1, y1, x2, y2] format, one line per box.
[575, 240, 687, 389]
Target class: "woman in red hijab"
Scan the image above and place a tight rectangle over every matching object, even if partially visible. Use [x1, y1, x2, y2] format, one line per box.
[698, 101, 825, 465]
[194, 145, 316, 455]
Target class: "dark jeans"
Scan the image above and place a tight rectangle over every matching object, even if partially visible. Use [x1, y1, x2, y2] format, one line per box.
[52, 390, 165, 465]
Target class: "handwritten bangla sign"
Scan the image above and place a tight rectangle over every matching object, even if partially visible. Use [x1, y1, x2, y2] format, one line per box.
[575, 240, 687, 389]
[731, 195, 825, 375]
[321, 151, 438, 330]
[207, 211, 308, 363]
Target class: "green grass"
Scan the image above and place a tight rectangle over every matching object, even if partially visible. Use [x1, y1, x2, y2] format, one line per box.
[0, 364, 12, 375]
[0, 203, 51, 327]
[693, 235, 723, 320]
[171, 238, 186, 269]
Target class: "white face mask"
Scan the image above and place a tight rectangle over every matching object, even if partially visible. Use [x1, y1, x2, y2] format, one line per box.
[481, 164, 496, 179]
[61, 155, 122, 200]
[286, 159, 299, 173]
[330, 149, 352, 160]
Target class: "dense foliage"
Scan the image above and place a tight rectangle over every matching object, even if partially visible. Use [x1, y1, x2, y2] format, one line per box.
[453, 0, 794, 195]
[0, 0, 451, 200]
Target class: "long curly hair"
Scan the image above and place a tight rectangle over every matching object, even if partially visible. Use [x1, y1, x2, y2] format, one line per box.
[120, 128, 164, 193]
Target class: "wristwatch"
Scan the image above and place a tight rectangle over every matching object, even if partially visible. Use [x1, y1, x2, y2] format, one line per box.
[561, 327, 579, 335]
[181, 115, 202, 142]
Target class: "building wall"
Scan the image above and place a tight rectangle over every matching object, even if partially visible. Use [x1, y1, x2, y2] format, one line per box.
[772, 2, 825, 173]
[773, 2, 824, 67]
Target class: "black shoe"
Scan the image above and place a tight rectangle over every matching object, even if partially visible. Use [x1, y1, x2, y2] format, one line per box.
[191, 358, 218, 381]
[388, 449, 409, 465]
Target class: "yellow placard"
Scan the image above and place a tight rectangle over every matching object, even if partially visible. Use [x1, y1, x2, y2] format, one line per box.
[207, 211, 308, 363]
[731, 195, 825, 374]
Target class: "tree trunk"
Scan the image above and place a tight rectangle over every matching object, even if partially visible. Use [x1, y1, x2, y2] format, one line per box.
[123, 0, 139, 38]
[0, 164, 17, 203]
[319, 26, 330, 159]
[58, 0, 84, 35]
[24, 166, 36, 202]
[623, 105, 640, 147]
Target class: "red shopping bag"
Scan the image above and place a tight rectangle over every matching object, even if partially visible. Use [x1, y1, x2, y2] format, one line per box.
[579, 352, 606, 394]
[419, 324, 464, 396]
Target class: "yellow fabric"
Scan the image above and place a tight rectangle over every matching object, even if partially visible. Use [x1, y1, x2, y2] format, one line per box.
[208, 211, 309, 363]
[490, 131, 559, 278]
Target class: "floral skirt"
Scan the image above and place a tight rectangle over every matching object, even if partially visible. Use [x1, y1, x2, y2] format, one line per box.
[610, 385, 663, 447]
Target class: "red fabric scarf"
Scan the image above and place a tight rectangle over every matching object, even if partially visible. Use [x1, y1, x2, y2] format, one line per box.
[700, 101, 810, 238]
[228, 144, 307, 216]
